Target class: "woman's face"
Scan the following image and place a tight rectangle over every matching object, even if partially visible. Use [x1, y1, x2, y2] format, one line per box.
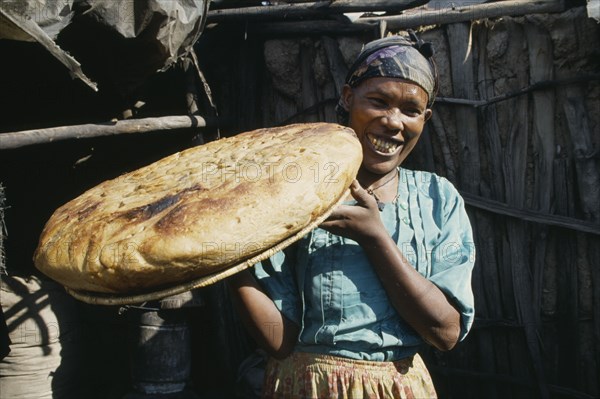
[341, 77, 432, 176]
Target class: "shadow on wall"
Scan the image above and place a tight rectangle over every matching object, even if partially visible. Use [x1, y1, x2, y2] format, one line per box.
[0, 275, 83, 399]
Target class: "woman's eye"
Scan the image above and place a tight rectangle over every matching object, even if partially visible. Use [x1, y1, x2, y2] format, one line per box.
[404, 109, 422, 117]
[368, 97, 387, 107]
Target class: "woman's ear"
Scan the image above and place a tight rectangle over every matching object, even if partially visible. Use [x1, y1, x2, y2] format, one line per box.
[424, 108, 433, 123]
[341, 84, 353, 111]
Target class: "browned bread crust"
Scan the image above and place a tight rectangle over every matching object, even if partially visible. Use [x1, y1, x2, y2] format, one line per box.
[34, 123, 362, 293]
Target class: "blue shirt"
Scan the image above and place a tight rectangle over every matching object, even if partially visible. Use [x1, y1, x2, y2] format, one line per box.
[253, 168, 475, 361]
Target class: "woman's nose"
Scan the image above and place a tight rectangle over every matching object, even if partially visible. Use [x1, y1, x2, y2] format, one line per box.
[381, 109, 403, 130]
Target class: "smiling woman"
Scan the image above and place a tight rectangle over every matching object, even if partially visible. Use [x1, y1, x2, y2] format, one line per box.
[340, 77, 432, 187]
[335, 33, 437, 201]
[228, 31, 475, 398]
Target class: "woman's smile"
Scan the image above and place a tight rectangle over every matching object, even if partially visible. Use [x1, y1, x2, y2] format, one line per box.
[365, 133, 404, 155]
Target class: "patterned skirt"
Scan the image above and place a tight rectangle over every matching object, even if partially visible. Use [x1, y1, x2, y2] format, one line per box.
[262, 351, 437, 399]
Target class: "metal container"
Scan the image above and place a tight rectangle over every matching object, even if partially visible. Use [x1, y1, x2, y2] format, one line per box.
[127, 307, 191, 395]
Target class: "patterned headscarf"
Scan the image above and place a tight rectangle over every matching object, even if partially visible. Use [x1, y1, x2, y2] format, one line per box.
[336, 31, 439, 124]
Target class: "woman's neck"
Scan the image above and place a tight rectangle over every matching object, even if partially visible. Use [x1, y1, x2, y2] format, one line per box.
[357, 168, 399, 203]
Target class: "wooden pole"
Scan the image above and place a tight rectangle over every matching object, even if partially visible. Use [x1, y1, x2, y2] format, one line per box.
[207, 0, 428, 22]
[0, 115, 209, 150]
[360, 0, 566, 29]
[461, 192, 600, 236]
[253, 0, 566, 35]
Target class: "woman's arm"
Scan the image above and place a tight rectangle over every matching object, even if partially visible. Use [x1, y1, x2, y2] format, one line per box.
[320, 180, 461, 351]
[227, 269, 300, 359]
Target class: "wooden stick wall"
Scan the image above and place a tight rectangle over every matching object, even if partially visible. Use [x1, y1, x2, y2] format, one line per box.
[200, 5, 599, 398]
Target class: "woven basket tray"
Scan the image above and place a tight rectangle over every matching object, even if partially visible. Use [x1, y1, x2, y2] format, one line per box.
[64, 190, 347, 305]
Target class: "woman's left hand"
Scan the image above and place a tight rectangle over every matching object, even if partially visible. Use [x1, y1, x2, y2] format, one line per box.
[322, 181, 462, 351]
[319, 180, 386, 244]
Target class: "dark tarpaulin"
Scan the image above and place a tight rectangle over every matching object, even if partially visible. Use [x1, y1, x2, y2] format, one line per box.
[0, 0, 209, 91]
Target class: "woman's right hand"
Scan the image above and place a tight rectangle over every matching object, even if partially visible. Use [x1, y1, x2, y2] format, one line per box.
[320, 180, 388, 245]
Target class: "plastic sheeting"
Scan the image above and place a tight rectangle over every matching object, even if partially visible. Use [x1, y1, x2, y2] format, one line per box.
[0, 0, 209, 91]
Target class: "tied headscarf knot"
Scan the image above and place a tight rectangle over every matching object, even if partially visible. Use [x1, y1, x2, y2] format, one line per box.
[408, 29, 435, 59]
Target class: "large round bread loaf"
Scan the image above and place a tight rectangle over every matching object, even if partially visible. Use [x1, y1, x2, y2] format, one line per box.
[34, 123, 362, 294]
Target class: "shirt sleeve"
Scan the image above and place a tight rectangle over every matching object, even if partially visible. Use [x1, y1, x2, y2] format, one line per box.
[252, 247, 302, 326]
[427, 178, 476, 342]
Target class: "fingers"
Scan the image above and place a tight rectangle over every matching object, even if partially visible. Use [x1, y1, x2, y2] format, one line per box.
[319, 212, 345, 234]
[325, 205, 353, 221]
[321, 180, 377, 228]
[349, 180, 377, 209]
